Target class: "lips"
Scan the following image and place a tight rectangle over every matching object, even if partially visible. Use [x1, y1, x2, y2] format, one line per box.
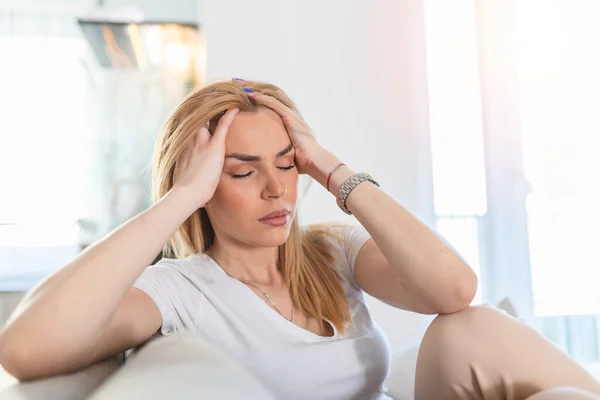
[259, 208, 291, 221]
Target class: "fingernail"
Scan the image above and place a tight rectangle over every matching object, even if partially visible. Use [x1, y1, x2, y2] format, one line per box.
[243, 88, 254, 94]
[233, 78, 243, 81]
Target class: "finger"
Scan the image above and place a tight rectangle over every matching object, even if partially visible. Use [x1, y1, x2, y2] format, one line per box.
[247, 92, 296, 121]
[174, 146, 189, 182]
[177, 130, 198, 170]
[210, 108, 239, 145]
[195, 126, 210, 150]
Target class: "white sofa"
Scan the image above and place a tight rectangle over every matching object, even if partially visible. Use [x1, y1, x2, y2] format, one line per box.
[0, 333, 420, 400]
[0, 296, 429, 400]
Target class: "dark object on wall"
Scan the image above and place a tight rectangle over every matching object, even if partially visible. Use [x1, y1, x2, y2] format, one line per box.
[78, 18, 199, 70]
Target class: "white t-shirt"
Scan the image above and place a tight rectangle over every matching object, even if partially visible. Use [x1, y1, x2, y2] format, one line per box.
[133, 223, 392, 400]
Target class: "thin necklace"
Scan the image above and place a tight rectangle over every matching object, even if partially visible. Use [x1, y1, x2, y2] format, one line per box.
[206, 252, 294, 322]
[241, 280, 294, 323]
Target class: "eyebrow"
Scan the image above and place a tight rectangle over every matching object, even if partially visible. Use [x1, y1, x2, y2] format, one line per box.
[225, 143, 294, 162]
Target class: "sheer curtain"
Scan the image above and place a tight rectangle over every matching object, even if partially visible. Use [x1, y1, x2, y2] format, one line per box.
[424, 0, 600, 362]
[423, 0, 487, 306]
[514, 0, 600, 362]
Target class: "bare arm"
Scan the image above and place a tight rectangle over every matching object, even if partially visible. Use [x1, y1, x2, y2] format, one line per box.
[0, 186, 199, 380]
[0, 107, 239, 381]
[307, 146, 478, 315]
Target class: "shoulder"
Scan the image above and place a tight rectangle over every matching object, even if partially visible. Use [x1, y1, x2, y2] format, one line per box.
[142, 253, 196, 273]
[132, 254, 210, 336]
[303, 221, 372, 286]
[134, 253, 212, 287]
[304, 221, 371, 259]
[303, 220, 362, 239]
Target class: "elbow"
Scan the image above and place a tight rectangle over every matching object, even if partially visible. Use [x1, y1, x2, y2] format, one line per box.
[460, 267, 479, 305]
[0, 331, 47, 381]
[438, 267, 479, 315]
[0, 342, 38, 381]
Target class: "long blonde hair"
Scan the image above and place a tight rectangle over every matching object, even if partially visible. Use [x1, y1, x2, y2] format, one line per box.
[151, 80, 351, 334]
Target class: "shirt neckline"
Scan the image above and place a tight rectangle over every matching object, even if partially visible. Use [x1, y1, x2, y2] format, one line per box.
[196, 253, 340, 342]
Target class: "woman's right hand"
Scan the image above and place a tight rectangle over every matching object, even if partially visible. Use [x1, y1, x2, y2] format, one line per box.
[172, 108, 239, 209]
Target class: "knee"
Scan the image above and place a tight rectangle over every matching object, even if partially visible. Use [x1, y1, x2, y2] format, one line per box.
[421, 305, 516, 349]
[415, 306, 518, 396]
[428, 304, 507, 330]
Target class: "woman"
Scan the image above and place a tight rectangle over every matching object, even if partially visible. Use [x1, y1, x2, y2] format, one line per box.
[0, 79, 599, 400]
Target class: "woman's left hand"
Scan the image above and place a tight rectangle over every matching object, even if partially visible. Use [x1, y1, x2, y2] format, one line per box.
[244, 90, 322, 175]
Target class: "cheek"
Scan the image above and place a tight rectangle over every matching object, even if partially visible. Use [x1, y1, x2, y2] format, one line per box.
[286, 174, 300, 199]
[213, 183, 255, 213]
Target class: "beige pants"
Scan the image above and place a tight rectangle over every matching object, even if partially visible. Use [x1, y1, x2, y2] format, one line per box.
[415, 305, 600, 400]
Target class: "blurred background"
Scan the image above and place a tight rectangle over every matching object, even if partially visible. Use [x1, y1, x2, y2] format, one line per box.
[0, 0, 599, 369]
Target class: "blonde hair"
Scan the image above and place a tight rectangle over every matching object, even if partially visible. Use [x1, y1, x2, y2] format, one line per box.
[151, 80, 351, 334]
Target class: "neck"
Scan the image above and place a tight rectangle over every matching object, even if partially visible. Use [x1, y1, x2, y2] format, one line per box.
[207, 240, 282, 285]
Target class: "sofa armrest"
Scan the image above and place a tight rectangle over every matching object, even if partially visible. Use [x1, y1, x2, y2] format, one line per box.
[384, 345, 420, 400]
[89, 333, 275, 400]
[0, 357, 121, 400]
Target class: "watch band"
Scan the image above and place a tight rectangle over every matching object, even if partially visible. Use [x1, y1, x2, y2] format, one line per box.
[336, 172, 380, 215]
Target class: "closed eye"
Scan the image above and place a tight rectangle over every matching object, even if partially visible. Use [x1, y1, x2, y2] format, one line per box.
[232, 165, 296, 179]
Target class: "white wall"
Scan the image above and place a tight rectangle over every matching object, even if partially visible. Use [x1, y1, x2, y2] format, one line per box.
[198, 0, 436, 354]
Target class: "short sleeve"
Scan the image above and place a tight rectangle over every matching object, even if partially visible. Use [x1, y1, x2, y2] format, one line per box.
[325, 223, 372, 289]
[340, 223, 372, 275]
[132, 261, 201, 336]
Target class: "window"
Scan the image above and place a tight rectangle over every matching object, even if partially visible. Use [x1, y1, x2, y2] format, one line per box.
[0, 36, 93, 289]
[515, 0, 600, 362]
[423, 0, 486, 305]
[424, 0, 600, 362]
[0, 37, 92, 224]
[516, 0, 600, 317]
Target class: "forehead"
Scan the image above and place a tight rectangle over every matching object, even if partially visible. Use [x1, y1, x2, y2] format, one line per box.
[225, 107, 291, 155]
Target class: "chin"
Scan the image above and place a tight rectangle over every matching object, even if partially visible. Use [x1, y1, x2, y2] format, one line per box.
[256, 226, 292, 246]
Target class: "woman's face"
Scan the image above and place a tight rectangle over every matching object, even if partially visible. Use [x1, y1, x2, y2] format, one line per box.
[205, 107, 299, 248]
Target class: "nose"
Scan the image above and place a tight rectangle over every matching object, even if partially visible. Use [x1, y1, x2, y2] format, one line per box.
[261, 169, 287, 200]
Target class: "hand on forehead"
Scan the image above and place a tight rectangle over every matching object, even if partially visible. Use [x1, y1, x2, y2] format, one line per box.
[224, 108, 293, 160]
